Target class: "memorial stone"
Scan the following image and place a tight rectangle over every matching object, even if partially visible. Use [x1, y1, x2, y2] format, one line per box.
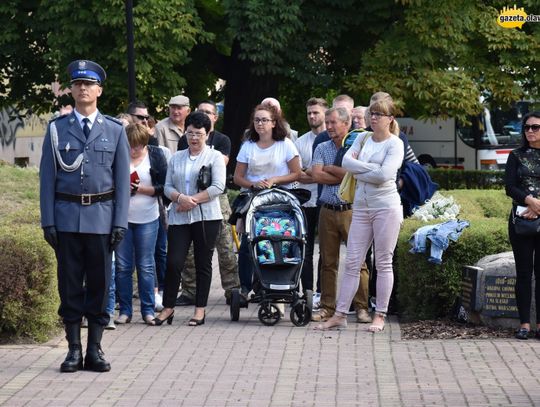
[461, 252, 536, 328]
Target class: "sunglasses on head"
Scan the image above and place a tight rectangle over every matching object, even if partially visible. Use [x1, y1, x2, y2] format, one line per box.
[524, 124, 540, 133]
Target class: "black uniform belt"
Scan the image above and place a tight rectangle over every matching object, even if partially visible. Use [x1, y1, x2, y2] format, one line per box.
[323, 203, 352, 212]
[56, 190, 115, 206]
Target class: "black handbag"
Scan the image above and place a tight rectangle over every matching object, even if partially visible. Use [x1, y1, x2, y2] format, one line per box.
[512, 210, 540, 236]
[197, 165, 212, 191]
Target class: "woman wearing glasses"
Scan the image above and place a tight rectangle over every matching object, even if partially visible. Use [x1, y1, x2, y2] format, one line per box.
[154, 112, 225, 326]
[233, 104, 301, 297]
[316, 97, 404, 332]
[505, 111, 540, 340]
[114, 123, 168, 326]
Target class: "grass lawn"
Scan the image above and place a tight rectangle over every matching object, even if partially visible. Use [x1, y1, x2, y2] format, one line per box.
[0, 163, 40, 223]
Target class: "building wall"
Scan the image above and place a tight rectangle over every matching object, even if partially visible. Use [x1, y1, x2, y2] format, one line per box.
[0, 106, 49, 167]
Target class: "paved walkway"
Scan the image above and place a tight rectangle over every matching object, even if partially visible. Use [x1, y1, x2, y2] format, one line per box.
[1, 258, 539, 406]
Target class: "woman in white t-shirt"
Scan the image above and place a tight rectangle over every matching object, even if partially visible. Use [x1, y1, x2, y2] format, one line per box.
[233, 104, 301, 296]
[115, 124, 168, 326]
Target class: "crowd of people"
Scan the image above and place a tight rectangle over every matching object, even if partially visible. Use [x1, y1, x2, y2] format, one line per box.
[42, 58, 540, 375]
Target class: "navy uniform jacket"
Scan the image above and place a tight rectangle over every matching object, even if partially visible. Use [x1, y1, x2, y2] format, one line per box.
[39, 111, 130, 234]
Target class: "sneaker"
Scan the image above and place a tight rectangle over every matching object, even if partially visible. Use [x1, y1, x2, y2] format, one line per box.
[356, 309, 372, 323]
[275, 303, 285, 317]
[312, 293, 321, 310]
[155, 292, 164, 312]
[114, 314, 132, 324]
[105, 315, 116, 330]
[81, 317, 88, 328]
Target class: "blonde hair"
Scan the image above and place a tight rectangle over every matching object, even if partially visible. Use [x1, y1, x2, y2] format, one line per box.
[126, 123, 150, 147]
[369, 97, 400, 136]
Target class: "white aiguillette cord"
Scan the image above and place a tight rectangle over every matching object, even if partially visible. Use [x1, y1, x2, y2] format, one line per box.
[50, 121, 84, 174]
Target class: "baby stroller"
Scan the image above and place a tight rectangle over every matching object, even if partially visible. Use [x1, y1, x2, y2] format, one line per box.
[229, 187, 313, 326]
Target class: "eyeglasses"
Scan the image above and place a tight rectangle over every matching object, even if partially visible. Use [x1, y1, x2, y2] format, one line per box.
[254, 118, 273, 124]
[369, 111, 391, 118]
[131, 114, 149, 121]
[185, 131, 206, 139]
[524, 124, 540, 133]
[130, 145, 145, 151]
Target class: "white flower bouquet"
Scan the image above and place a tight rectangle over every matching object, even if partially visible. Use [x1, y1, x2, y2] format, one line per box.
[411, 191, 460, 222]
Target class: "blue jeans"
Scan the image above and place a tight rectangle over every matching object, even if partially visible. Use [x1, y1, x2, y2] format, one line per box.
[115, 218, 159, 318]
[105, 257, 116, 315]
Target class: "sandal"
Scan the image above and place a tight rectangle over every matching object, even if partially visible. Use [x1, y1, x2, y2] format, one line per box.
[188, 312, 205, 326]
[314, 313, 347, 331]
[368, 312, 385, 333]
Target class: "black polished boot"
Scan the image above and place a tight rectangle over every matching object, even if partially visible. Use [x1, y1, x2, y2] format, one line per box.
[60, 323, 83, 373]
[84, 322, 111, 372]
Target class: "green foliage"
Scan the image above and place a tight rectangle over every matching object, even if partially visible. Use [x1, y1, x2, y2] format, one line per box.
[0, 220, 60, 342]
[0, 0, 212, 114]
[0, 163, 60, 342]
[1, 0, 539, 148]
[428, 169, 505, 190]
[346, 1, 540, 122]
[397, 189, 512, 320]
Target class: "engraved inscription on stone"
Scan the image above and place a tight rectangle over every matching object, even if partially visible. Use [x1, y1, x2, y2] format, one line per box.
[461, 266, 478, 312]
[483, 276, 519, 318]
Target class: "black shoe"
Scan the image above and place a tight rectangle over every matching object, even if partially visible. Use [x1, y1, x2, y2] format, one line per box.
[60, 323, 83, 373]
[61, 344, 83, 372]
[188, 313, 205, 326]
[536, 330, 540, 340]
[239, 293, 249, 308]
[515, 328, 529, 340]
[154, 309, 175, 326]
[84, 323, 111, 372]
[175, 294, 195, 306]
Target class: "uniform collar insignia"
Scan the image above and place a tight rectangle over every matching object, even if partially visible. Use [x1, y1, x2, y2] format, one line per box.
[69, 118, 75, 124]
[97, 117, 103, 124]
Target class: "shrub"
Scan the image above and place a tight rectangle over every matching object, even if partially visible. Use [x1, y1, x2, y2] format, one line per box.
[0, 219, 60, 342]
[428, 168, 504, 190]
[396, 189, 512, 320]
[0, 164, 61, 343]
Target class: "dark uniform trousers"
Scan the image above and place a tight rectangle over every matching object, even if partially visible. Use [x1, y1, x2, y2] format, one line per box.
[57, 232, 112, 326]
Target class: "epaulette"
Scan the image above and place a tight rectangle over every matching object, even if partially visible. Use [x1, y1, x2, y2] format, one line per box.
[103, 115, 123, 126]
[49, 113, 68, 123]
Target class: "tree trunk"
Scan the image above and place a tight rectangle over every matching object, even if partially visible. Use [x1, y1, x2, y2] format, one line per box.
[222, 40, 278, 178]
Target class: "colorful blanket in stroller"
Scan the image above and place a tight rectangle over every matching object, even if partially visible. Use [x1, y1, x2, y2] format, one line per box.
[255, 211, 300, 264]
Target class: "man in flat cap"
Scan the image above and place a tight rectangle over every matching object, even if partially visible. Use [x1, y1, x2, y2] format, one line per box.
[40, 59, 130, 373]
[154, 95, 191, 152]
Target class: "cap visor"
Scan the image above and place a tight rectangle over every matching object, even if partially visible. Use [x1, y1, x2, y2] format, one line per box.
[70, 78, 100, 84]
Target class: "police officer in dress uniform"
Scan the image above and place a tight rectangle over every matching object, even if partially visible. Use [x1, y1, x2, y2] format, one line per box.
[39, 60, 130, 373]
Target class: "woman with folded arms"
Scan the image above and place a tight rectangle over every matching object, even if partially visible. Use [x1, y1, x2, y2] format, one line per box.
[316, 96, 404, 332]
[154, 112, 225, 326]
[505, 111, 540, 340]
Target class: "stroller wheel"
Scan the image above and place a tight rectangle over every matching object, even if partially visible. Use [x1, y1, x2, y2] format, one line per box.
[290, 300, 311, 327]
[258, 302, 281, 326]
[230, 289, 241, 321]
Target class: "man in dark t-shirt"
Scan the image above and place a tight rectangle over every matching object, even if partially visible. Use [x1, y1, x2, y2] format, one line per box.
[175, 100, 241, 305]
